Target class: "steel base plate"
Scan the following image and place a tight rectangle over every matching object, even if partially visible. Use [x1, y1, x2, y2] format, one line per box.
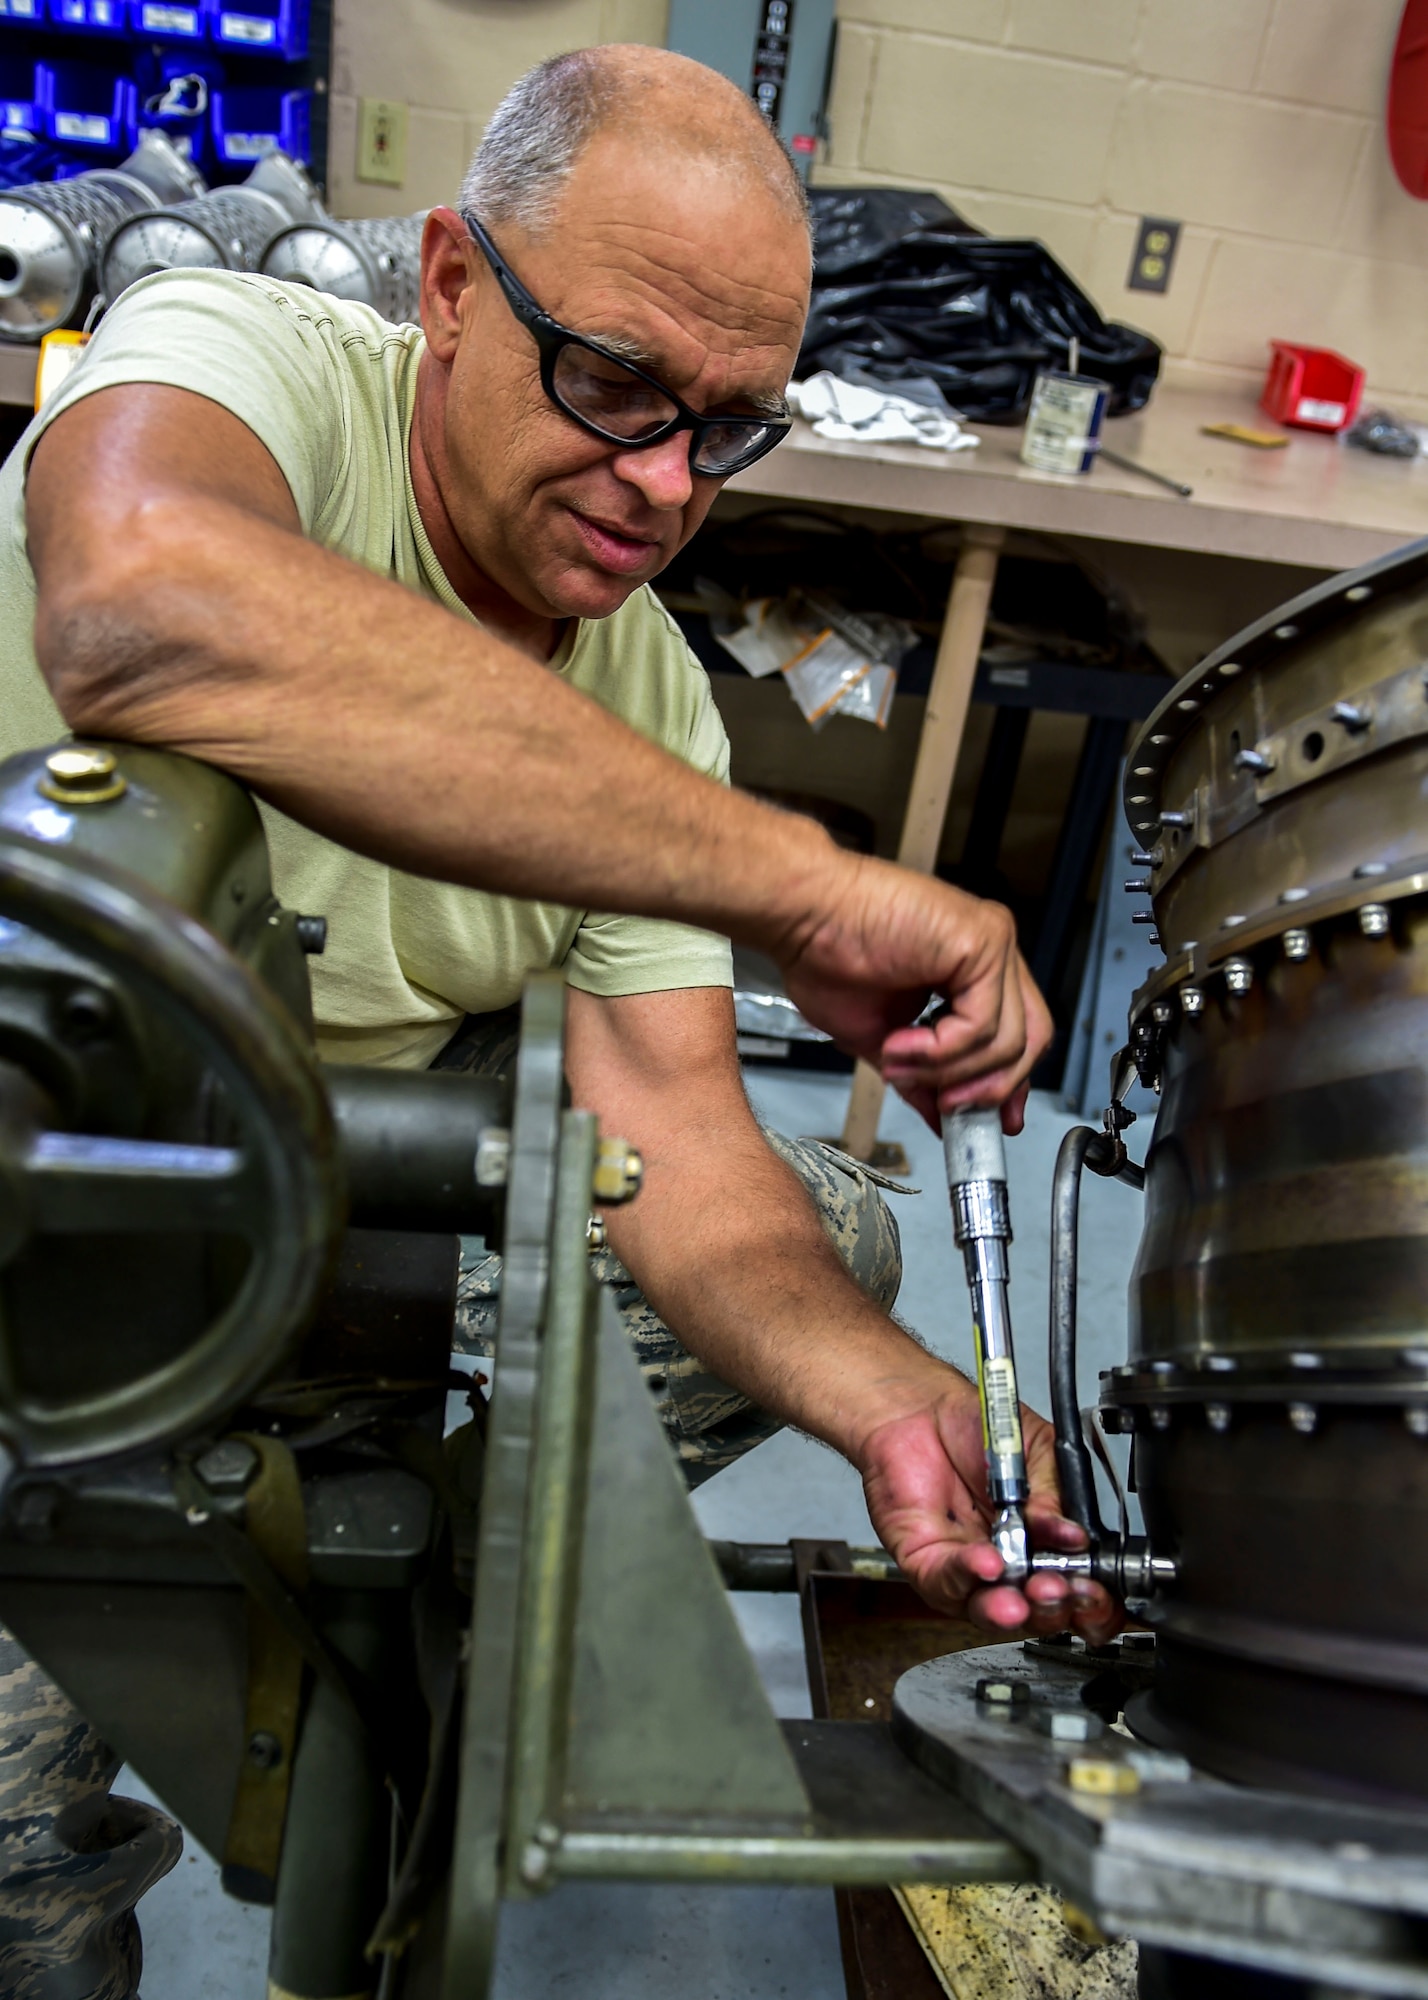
[892, 1639, 1428, 1997]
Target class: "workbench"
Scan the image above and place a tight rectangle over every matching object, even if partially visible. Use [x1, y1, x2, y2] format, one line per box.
[728, 379, 1425, 1156]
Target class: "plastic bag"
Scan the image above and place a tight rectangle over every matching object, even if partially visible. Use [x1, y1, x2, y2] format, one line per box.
[800, 187, 1161, 425]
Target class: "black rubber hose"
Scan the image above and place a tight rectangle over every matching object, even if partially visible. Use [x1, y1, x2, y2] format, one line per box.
[1049, 1126, 1107, 1547]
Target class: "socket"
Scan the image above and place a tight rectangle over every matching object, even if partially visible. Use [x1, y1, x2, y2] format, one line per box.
[357, 97, 408, 187]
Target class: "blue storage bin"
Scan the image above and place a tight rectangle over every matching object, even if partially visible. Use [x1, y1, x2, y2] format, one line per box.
[0, 56, 42, 138]
[47, 0, 127, 32]
[128, 0, 206, 39]
[210, 0, 306, 61]
[44, 60, 136, 152]
[211, 83, 307, 166]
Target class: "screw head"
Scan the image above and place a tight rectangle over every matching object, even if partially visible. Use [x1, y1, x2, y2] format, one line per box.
[1283, 929, 1312, 961]
[1359, 904, 1390, 938]
[38, 745, 127, 806]
[1223, 957, 1253, 995]
[247, 1730, 283, 1771]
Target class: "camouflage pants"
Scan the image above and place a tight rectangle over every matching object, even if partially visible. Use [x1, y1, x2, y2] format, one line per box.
[436, 1007, 905, 1483]
[0, 1631, 181, 2000]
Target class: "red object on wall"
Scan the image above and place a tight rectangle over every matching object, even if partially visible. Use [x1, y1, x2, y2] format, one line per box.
[1262, 343, 1366, 433]
[1389, 0, 1428, 197]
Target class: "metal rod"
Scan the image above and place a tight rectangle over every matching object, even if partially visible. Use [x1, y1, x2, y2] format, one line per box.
[1098, 446, 1193, 498]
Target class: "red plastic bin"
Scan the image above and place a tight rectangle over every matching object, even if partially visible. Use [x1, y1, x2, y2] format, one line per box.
[1261, 341, 1365, 433]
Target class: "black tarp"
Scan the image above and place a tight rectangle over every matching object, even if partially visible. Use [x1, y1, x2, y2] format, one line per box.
[798, 187, 1161, 424]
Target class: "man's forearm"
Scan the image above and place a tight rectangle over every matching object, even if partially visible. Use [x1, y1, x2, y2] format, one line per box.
[605, 1136, 970, 1466]
[34, 486, 838, 962]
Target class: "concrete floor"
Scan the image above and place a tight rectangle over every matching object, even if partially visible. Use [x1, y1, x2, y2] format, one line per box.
[121, 1071, 1146, 2000]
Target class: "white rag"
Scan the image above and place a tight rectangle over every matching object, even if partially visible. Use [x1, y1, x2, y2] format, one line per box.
[789, 371, 981, 452]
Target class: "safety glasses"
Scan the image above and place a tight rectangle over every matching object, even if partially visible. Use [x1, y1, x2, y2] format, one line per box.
[463, 213, 792, 479]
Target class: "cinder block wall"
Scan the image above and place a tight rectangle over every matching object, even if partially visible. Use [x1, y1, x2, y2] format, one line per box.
[823, 0, 1428, 412]
[327, 0, 667, 219]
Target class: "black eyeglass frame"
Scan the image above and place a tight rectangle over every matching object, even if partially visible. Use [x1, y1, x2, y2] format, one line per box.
[462, 212, 792, 479]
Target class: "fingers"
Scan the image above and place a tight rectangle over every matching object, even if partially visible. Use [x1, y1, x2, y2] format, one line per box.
[882, 945, 1051, 1113]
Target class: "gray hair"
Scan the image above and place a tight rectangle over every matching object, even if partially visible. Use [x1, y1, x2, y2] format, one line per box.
[458, 47, 808, 237]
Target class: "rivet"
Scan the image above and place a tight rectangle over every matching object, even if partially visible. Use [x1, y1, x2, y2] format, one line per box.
[1132, 911, 1157, 926]
[1406, 1407, 1428, 1438]
[1354, 861, 1388, 877]
[1288, 1402, 1318, 1435]
[1344, 585, 1372, 603]
[1180, 986, 1204, 1015]
[1218, 660, 1243, 676]
[1279, 886, 1309, 903]
[1206, 1403, 1231, 1432]
[1133, 765, 1153, 777]
[1159, 810, 1191, 828]
[1222, 913, 1246, 928]
[1205, 1354, 1237, 1373]
[1223, 957, 1253, 994]
[1149, 733, 1172, 745]
[1129, 848, 1162, 868]
[1283, 929, 1312, 961]
[1176, 698, 1199, 712]
[1233, 747, 1274, 775]
[1124, 879, 1151, 894]
[1129, 794, 1150, 805]
[1274, 623, 1299, 640]
[1151, 1001, 1172, 1023]
[1359, 904, 1390, 937]
[1151, 1359, 1176, 1374]
[1290, 1351, 1323, 1369]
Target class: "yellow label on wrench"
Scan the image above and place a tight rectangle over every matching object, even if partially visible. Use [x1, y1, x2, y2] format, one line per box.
[978, 1351, 1024, 1459]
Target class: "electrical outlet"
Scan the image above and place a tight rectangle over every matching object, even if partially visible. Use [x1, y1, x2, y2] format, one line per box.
[357, 97, 408, 187]
[1127, 216, 1180, 295]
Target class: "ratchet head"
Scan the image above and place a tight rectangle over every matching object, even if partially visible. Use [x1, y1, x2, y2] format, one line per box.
[991, 1503, 1029, 1584]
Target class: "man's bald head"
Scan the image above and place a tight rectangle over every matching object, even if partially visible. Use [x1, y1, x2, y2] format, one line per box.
[459, 44, 809, 240]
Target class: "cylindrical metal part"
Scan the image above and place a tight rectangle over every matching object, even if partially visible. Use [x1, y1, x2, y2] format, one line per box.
[943, 1109, 1028, 1517]
[260, 210, 426, 324]
[100, 150, 319, 303]
[1110, 536, 1428, 1802]
[326, 1065, 510, 1233]
[267, 1592, 396, 2000]
[0, 132, 203, 339]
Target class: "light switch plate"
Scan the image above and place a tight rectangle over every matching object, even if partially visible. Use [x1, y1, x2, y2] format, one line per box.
[357, 97, 408, 186]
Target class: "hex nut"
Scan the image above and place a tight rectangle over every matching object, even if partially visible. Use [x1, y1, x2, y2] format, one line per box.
[195, 1440, 259, 1494]
[1067, 1756, 1139, 1797]
[1288, 1402, 1318, 1435]
[975, 1677, 1030, 1707]
[1223, 957, 1253, 995]
[1032, 1706, 1104, 1743]
[593, 1138, 644, 1205]
[1359, 904, 1391, 938]
[1180, 986, 1204, 1016]
[1283, 929, 1312, 962]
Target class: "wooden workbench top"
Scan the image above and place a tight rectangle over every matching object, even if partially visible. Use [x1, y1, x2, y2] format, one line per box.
[730, 379, 1428, 575]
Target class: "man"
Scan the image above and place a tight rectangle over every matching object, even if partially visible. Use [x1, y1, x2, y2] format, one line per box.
[0, 44, 1116, 1994]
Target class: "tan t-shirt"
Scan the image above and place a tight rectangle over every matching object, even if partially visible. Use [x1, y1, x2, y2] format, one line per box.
[0, 269, 734, 1067]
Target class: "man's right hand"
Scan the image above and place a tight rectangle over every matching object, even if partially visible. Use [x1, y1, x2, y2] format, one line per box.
[771, 850, 1053, 1132]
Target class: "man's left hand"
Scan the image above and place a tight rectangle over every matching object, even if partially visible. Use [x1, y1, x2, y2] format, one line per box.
[858, 1387, 1123, 1641]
